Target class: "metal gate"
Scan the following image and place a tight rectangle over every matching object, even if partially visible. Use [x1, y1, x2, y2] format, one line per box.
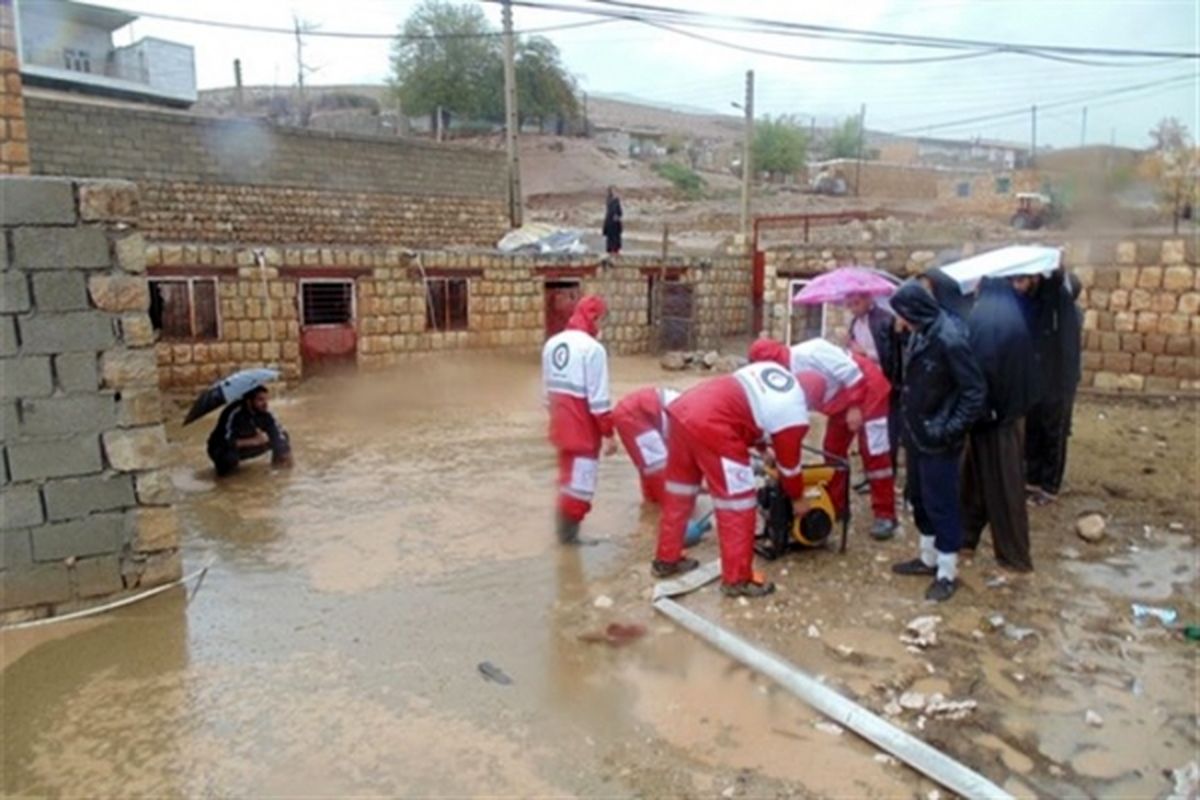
[544, 280, 581, 338]
[658, 281, 694, 351]
[299, 279, 357, 371]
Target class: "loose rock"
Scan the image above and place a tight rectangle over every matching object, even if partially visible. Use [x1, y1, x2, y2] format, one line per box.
[593, 595, 614, 609]
[901, 615, 941, 648]
[899, 691, 927, 711]
[1076, 513, 1107, 543]
[660, 351, 688, 371]
[1085, 709, 1104, 728]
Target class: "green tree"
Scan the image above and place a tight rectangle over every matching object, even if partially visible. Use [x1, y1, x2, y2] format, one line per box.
[390, 1, 577, 128]
[753, 115, 808, 179]
[826, 116, 863, 159]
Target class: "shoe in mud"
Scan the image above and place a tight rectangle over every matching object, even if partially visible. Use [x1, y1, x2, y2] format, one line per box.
[556, 515, 581, 544]
[925, 577, 958, 602]
[651, 557, 699, 578]
[870, 518, 899, 540]
[892, 557, 936, 577]
[721, 580, 776, 598]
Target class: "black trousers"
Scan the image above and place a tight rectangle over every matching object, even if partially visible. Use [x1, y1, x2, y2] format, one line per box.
[1026, 392, 1076, 495]
[208, 432, 290, 477]
[962, 421, 1033, 571]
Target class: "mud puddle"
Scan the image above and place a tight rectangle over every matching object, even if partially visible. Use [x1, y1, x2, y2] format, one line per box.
[3, 355, 1197, 798]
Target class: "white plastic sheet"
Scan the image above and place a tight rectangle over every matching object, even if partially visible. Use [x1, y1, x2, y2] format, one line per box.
[939, 245, 1061, 293]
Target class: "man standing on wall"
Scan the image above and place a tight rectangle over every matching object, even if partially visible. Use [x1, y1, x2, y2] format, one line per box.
[542, 295, 617, 545]
[602, 186, 623, 255]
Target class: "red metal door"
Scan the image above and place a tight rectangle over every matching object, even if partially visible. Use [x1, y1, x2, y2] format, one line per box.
[544, 281, 581, 338]
[299, 280, 357, 371]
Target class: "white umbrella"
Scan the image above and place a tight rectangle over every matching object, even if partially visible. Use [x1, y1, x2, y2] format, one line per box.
[938, 245, 1061, 293]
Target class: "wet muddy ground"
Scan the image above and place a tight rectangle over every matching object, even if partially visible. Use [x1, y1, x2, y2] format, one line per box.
[3, 355, 1197, 798]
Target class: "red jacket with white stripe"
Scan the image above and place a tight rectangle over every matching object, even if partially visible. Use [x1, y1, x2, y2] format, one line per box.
[668, 362, 810, 499]
[797, 352, 892, 419]
[613, 386, 680, 434]
[789, 339, 867, 417]
[542, 298, 613, 453]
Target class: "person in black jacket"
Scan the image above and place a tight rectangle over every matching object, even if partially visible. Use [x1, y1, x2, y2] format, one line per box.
[961, 277, 1039, 572]
[207, 387, 292, 476]
[602, 186, 623, 255]
[889, 280, 986, 602]
[1025, 270, 1083, 502]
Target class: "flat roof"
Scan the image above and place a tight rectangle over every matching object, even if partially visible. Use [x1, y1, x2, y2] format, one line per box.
[19, 0, 138, 31]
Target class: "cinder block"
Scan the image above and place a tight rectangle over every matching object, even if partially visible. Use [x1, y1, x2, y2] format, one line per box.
[54, 352, 99, 392]
[0, 316, 18, 357]
[31, 271, 89, 311]
[0, 272, 30, 313]
[30, 512, 128, 561]
[0, 177, 76, 225]
[1, 528, 33, 571]
[14, 394, 117, 437]
[0, 356, 54, 399]
[1, 484, 44, 529]
[18, 312, 115, 354]
[11, 226, 111, 270]
[7, 435, 102, 481]
[71, 554, 124, 598]
[0, 563, 72, 610]
[41, 473, 134, 523]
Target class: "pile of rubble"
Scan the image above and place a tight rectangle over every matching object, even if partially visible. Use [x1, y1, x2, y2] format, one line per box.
[660, 350, 746, 373]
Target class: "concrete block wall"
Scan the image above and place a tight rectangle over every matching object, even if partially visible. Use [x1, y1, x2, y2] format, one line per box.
[763, 236, 1199, 394]
[1, 176, 182, 620]
[24, 95, 509, 248]
[146, 246, 752, 389]
[0, 0, 29, 175]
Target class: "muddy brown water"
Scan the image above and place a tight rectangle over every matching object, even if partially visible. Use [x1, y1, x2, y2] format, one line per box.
[3, 355, 1197, 798]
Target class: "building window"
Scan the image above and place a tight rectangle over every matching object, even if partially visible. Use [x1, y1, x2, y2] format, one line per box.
[786, 279, 827, 345]
[63, 49, 91, 73]
[995, 176, 1012, 194]
[300, 280, 355, 326]
[425, 278, 469, 331]
[956, 181, 971, 198]
[149, 278, 219, 340]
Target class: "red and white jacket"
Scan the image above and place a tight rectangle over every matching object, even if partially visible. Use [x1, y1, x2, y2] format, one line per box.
[796, 353, 892, 419]
[669, 361, 810, 499]
[789, 339, 867, 417]
[542, 297, 613, 453]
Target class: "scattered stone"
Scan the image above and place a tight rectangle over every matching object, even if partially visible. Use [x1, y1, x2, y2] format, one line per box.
[1085, 709, 1104, 728]
[1169, 522, 1185, 532]
[661, 351, 688, 370]
[1167, 760, 1199, 800]
[721, 786, 736, 798]
[593, 595, 614, 609]
[926, 698, 978, 720]
[1004, 625, 1038, 643]
[1058, 546, 1082, 560]
[477, 661, 513, 685]
[714, 354, 746, 373]
[874, 754, 897, 766]
[835, 644, 855, 658]
[901, 615, 941, 648]
[814, 721, 844, 736]
[1013, 673, 1027, 683]
[883, 700, 903, 717]
[807, 625, 821, 639]
[703, 350, 720, 368]
[899, 691, 927, 711]
[738, 597, 750, 608]
[1076, 513, 1107, 543]
[985, 575, 1009, 588]
[927, 791, 942, 800]
[987, 613, 1007, 630]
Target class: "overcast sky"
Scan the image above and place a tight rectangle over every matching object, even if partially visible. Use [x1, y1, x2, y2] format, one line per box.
[47, 0, 1200, 149]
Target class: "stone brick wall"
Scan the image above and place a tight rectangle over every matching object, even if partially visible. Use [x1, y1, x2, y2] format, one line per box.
[763, 236, 1199, 394]
[1, 176, 181, 620]
[24, 95, 508, 247]
[145, 246, 751, 389]
[0, 0, 29, 175]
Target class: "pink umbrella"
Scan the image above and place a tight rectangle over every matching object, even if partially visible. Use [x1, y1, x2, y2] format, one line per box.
[791, 266, 898, 306]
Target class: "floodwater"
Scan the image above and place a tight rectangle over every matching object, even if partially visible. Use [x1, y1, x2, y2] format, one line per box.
[2, 355, 1197, 798]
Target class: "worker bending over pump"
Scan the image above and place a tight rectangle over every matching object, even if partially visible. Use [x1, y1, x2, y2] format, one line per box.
[788, 338, 899, 540]
[541, 295, 616, 545]
[653, 339, 810, 598]
[613, 386, 680, 505]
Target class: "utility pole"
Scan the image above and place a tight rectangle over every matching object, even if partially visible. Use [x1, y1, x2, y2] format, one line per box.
[582, 90, 589, 136]
[293, 16, 317, 127]
[501, 0, 523, 228]
[233, 59, 244, 114]
[854, 103, 867, 197]
[1030, 104, 1037, 167]
[1080, 106, 1088, 148]
[739, 69, 754, 244]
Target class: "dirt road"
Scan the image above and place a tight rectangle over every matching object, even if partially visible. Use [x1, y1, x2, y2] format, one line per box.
[2, 355, 1196, 798]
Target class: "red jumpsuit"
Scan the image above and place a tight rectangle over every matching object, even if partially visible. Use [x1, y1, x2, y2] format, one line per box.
[613, 386, 680, 504]
[792, 343, 896, 523]
[542, 296, 613, 523]
[655, 355, 810, 586]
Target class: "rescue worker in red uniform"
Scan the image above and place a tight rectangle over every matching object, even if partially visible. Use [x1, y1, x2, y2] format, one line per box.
[789, 338, 899, 540]
[653, 339, 810, 598]
[542, 296, 617, 544]
[613, 386, 680, 505]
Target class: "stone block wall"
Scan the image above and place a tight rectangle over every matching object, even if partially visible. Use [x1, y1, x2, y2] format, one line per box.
[0, 0, 29, 175]
[763, 236, 1199, 394]
[146, 247, 751, 389]
[24, 95, 509, 248]
[1, 176, 182, 620]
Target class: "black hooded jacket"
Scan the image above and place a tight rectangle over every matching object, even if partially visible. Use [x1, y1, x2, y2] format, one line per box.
[967, 278, 1040, 428]
[924, 267, 974, 320]
[891, 281, 986, 455]
[1032, 271, 1083, 401]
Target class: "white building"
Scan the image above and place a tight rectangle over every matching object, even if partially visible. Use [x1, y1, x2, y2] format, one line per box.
[15, 0, 196, 107]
